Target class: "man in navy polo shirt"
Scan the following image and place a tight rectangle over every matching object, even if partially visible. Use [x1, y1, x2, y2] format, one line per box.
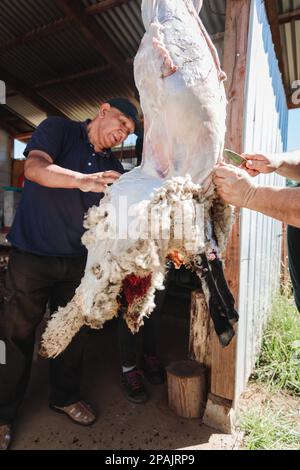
[0, 98, 140, 449]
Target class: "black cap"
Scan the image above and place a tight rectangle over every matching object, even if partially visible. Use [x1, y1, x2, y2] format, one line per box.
[106, 98, 142, 137]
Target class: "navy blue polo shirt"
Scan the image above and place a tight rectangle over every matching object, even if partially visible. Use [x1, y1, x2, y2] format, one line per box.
[8, 116, 124, 256]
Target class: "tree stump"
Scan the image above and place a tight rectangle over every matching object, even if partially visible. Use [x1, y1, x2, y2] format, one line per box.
[166, 360, 207, 418]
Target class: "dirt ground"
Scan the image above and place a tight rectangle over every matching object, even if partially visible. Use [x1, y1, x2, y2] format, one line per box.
[9, 295, 238, 450]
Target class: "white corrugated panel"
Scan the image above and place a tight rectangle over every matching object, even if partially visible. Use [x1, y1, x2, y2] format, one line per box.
[234, 0, 289, 402]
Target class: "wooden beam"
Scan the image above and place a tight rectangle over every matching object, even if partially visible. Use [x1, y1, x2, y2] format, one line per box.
[0, 18, 69, 52]
[33, 64, 111, 90]
[86, 0, 131, 15]
[14, 131, 34, 142]
[34, 58, 134, 90]
[288, 98, 300, 109]
[0, 67, 68, 118]
[264, 1, 286, 92]
[53, 0, 134, 90]
[210, 0, 252, 402]
[0, 1, 131, 51]
[2, 104, 38, 130]
[279, 8, 300, 24]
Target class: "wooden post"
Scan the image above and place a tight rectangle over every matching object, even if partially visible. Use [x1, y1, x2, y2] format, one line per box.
[189, 290, 212, 369]
[167, 360, 206, 418]
[204, 0, 251, 431]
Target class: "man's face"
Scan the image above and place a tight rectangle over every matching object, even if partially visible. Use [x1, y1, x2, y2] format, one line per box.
[97, 104, 135, 149]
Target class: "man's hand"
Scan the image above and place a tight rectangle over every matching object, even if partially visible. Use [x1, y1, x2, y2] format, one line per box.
[242, 152, 282, 177]
[77, 170, 122, 193]
[213, 163, 257, 208]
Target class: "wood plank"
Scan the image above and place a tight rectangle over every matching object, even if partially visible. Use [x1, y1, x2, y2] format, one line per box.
[264, 1, 286, 95]
[189, 290, 212, 369]
[86, 0, 131, 15]
[210, 0, 251, 401]
[14, 131, 33, 142]
[279, 8, 300, 24]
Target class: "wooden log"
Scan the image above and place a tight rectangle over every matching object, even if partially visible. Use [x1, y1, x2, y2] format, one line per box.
[166, 360, 206, 418]
[189, 290, 212, 369]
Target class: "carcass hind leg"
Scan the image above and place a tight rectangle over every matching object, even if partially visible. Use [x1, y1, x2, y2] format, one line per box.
[194, 253, 235, 347]
[209, 257, 239, 325]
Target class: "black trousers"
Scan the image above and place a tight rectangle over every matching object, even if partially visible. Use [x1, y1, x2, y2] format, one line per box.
[118, 282, 168, 368]
[0, 247, 88, 425]
[287, 225, 300, 312]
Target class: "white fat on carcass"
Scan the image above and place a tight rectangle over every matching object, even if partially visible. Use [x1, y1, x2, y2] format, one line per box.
[41, 0, 232, 358]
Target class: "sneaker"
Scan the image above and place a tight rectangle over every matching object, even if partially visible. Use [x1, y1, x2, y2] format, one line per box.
[142, 355, 166, 385]
[120, 367, 149, 404]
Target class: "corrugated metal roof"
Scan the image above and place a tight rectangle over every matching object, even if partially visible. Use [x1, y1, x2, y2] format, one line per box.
[0, 0, 63, 42]
[0, 105, 35, 134]
[0, 0, 228, 132]
[278, 0, 300, 107]
[0, 0, 297, 134]
[85, 0, 144, 59]
[40, 70, 134, 121]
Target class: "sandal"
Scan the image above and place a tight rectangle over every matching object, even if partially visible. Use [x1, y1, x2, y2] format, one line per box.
[49, 400, 97, 426]
[0, 424, 12, 450]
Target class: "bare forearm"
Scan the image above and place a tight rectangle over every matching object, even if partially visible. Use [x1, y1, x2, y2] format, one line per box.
[276, 151, 300, 181]
[25, 158, 81, 189]
[247, 187, 300, 227]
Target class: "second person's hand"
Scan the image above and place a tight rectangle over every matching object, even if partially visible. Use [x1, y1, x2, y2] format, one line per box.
[77, 170, 122, 193]
[213, 163, 257, 207]
[242, 152, 282, 177]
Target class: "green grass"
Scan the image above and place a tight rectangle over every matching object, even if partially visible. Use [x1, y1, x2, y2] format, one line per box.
[240, 406, 300, 450]
[253, 294, 300, 395]
[238, 293, 300, 449]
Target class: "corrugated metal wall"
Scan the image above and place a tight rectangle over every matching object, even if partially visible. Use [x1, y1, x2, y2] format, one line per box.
[234, 0, 289, 401]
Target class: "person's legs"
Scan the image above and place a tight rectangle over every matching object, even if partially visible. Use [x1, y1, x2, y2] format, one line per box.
[48, 255, 88, 405]
[118, 311, 147, 403]
[48, 255, 96, 424]
[118, 313, 138, 369]
[287, 225, 300, 312]
[0, 249, 52, 426]
[142, 288, 167, 385]
[143, 288, 166, 357]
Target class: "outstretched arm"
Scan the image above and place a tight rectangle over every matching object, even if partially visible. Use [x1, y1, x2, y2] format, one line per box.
[25, 150, 121, 193]
[214, 163, 300, 228]
[243, 150, 300, 181]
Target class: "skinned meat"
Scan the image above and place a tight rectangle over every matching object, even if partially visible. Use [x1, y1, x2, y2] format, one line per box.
[41, 0, 237, 358]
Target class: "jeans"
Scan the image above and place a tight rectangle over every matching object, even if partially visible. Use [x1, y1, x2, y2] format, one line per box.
[0, 247, 88, 424]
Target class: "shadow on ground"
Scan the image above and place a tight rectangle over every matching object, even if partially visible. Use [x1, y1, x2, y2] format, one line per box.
[11, 295, 232, 450]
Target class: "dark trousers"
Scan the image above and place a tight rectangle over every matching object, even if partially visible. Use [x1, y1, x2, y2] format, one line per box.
[118, 285, 167, 368]
[0, 247, 88, 425]
[287, 225, 300, 312]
